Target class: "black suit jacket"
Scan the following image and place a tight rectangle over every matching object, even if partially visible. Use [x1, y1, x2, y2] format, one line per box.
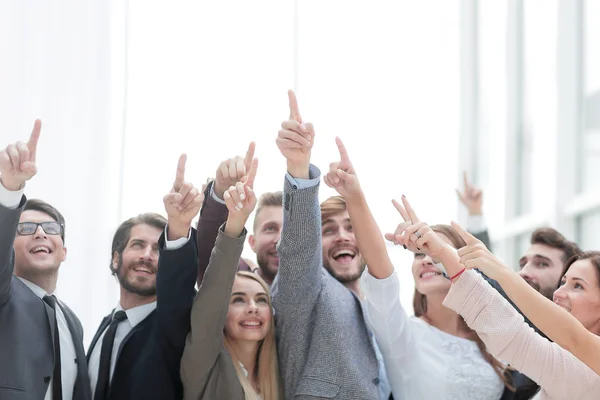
[0, 196, 91, 400]
[87, 229, 198, 400]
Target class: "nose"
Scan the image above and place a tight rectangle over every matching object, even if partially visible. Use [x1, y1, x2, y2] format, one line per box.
[553, 285, 568, 300]
[246, 300, 259, 314]
[33, 225, 47, 239]
[518, 263, 533, 281]
[335, 228, 352, 242]
[140, 245, 155, 262]
[420, 254, 434, 266]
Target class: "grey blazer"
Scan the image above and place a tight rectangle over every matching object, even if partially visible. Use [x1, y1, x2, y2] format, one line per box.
[180, 226, 247, 400]
[271, 165, 381, 400]
[0, 196, 91, 400]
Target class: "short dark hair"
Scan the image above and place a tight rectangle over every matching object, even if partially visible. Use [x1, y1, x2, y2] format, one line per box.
[564, 251, 600, 287]
[109, 213, 167, 275]
[24, 198, 66, 242]
[530, 228, 582, 271]
[253, 191, 283, 232]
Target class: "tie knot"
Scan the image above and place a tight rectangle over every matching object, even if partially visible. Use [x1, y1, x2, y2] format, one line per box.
[113, 310, 128, 323]
[43, 294, 57, 309]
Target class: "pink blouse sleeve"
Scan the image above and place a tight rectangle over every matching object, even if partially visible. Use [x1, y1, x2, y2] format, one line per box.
[443, 270, 600, 399]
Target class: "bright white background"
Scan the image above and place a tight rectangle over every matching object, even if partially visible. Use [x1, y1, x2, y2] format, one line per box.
[1, 0, 461, 346]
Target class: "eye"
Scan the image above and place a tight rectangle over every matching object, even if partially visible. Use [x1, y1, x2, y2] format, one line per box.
[131, 242, 143, 248]
[323, 228, 334, 235]
[232, 297, 245, 303]
[519, 260, 526, 269]
[559, 280, 566, 287]
[575, 283, 584, 290]
[257, 297, 268, 304]
[264, 226, 276, 233]
[539, 261, 549, 267]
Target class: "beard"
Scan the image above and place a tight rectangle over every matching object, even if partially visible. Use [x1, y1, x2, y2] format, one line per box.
[256, 252, 278, 283]
[523, 278, 555, 300]
[323, 256, 367, 284]
[114, 256, 157, 297]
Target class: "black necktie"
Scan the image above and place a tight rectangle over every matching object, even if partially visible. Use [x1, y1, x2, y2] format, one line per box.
[43, 295, 62, 400]
[94, 310, 128, 400]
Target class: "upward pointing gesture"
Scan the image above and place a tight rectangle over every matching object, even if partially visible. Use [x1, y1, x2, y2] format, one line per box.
[0, 119, 42, 191]
[324, 137, 361, 199]
[163, 154, 204, 237]
[276, 90, 314, 178]
[456, 171, 483, 216]
[214, 142, 256, 200]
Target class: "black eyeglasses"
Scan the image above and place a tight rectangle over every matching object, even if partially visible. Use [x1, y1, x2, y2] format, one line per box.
[17, 222, 64, 237]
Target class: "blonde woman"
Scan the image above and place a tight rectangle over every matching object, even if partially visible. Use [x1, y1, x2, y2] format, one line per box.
[180, 161, 281, 400]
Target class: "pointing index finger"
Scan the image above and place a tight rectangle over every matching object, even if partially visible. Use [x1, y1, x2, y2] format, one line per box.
[335, 137, 351, 166]
[391, 199, 411, 222]
[28, 119, 42, 161]
[244, 142, 256, 171]
[288, 90, 302, 123]
[174, 154, 187, 190]
[451, 220, 480, 246]
[245, 158, 258, 188]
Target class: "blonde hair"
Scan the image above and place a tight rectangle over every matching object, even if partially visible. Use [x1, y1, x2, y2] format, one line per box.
[320, 195, 347, 222]
[223, 271, 282, 400]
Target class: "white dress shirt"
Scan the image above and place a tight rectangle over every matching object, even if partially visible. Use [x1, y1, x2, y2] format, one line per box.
[0, 181, 78, 400]
[88, 227, 190, 395]
[19, 278, 78, 400]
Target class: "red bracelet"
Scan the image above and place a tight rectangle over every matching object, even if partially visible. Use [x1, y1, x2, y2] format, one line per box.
[450, 268, 466, 281]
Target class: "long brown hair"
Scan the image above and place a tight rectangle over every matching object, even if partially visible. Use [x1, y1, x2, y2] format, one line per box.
[223, 271, 282, 400]
[412, 224, 515, 391]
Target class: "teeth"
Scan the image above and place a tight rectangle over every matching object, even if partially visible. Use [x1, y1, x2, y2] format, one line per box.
[421, 271, 440, 278]
[241, 321, 261, 326]
[31, 246, 50, 254]
[334, 250, 356, 258]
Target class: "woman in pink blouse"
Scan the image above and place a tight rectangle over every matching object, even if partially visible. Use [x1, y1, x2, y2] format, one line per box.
[390, 197, 600, 399]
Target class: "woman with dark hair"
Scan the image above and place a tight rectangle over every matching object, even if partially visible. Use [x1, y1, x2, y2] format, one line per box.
[390, 197, 600, 399]
[323, 138, 512, 399]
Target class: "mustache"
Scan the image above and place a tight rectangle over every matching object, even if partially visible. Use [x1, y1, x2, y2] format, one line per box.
[328, 244, 359, 257]
[129, 260, 157, 272]
[524, 278, 540, 292]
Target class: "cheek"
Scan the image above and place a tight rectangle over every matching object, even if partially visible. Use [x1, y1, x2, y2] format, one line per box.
[225, 306, 241, 332]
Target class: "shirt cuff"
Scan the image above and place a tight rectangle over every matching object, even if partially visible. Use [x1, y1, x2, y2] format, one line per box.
[164, 226, 192, 250]
[209, 184, 226, 205]
[467, 214, 487, 234]
[285, 173, 319, 189]
[0, 182, 25, 209]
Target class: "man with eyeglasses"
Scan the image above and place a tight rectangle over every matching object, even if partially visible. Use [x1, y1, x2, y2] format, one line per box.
[0, 120, 91, 400]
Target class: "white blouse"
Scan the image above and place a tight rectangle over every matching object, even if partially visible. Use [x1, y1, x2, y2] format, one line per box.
[362, 269, 505, 400]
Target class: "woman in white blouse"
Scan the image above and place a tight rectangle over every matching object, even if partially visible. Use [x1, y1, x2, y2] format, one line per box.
[322, 138, 512, 400]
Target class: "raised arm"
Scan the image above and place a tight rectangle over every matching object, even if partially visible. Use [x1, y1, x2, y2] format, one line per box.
[180, 161, 257, 397]
[157, 154, 204, 348]
[452, 223, 600, 376]
[271, 90, 322, 311]
[443, 269, 600, 398]
[0, 119, 41, 307]
[196, 143, 255, 286]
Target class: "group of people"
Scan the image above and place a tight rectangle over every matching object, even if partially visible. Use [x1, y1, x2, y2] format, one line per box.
[1, 90, 600, 400]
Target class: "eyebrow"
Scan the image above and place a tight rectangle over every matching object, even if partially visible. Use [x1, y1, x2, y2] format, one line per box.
[566, 277, 588, 284]
[533, 254, 553, 263]
[231, 292, 268, 297]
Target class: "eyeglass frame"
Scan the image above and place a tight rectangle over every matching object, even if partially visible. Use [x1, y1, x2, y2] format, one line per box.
[16, 221, 65, 241]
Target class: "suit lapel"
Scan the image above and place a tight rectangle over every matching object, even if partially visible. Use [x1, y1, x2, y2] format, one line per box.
[87, 314, 112, 363]
[114, 309, 155, 362]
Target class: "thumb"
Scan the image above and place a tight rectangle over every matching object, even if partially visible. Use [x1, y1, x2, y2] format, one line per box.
[335, 169, 356, 185]
[450, 220, 479, 246]
[455, 188, 467, 203]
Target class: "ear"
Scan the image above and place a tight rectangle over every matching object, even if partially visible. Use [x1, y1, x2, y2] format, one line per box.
[248, 235, 257, 253]
[111, 251, 119, 273]
[58, 246, 67, 263]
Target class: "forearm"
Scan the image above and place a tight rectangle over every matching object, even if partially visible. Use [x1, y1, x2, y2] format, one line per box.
[345, 193, 393, 279]
[196, 182, 228, 287]
[495, 268, 600, 366]
[0, 198, 25, 306]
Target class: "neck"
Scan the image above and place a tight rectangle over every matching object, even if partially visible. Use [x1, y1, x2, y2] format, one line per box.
[231, 339, 260, 387]
[344, 279, 363, 299]
[421, 291, 468, 337]
[257, 269, 274, 286]
[119, 289, 156, 310]
[17, 268, 59, 294]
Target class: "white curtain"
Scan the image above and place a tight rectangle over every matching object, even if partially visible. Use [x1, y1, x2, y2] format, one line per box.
[0, 0, 127, 346]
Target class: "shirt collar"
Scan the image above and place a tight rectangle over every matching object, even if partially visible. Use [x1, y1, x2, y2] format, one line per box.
[18, 277, 53, 299]
[116, 301, 157, 328]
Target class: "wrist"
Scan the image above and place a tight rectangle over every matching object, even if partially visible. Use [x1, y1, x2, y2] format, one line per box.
[224, 217, 247, 237]
[167, 221, 190, 241]
[287, 161, 310, 180]
[213, 183, 226, 200]
[468, 209, 483, 216]
[0, 178, 25, 192]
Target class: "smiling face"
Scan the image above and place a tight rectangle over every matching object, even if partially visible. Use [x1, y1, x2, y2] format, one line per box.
[553, 258, 600, 334]
[321, 210, 366, 284]
[519, 244, 566, 299]
[13, 210, 67, 278]
[411, 233, 453, 296]
[112, 223, 162, 297]
[249, 205, 282, 284]
[225, 275, 271, 343]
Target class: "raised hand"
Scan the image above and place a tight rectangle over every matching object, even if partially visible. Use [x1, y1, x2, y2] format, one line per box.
[276, 90, 314, 178]
[163, 154, 204, 238]
[323, 137, 362, 199]
[452, 221, 506, 280]
[0, 119, 42, 191]
[223, 158, 259, 236]
[456, 171, 483, 215]
[384, 196, 450, 260]
[214, 142, 256, 200]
